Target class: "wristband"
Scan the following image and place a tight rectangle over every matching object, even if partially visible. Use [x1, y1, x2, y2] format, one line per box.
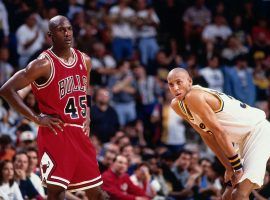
[228, 154, 242, 171]
[87, 95, 91, 107]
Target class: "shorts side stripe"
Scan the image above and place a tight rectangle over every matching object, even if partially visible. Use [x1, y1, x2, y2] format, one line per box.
[69, 175, 101, 186]
[51, 176, 70, 184]
[47, 180, 68, 189]
[68, 181, 103, 192]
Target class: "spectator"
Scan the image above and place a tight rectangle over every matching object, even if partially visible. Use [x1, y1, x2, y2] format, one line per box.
[130, 163, 156, 198]
[102, 154, 149, 200]
[109, 0, 136, 61]
[224, 54, 256, 106]
[135, 0, 160, 67]
[0, 0, 9, 46]
[109, 60, 137, 126]
[202, 14, 232, 44]
[0, 135, 15, 162]
[161, 90, 186, 153]
[0, 160, 23, 200]
[16, 11, 44, 68]
[98, 150, 116, 173]
[0, 46, 14, 87]
[90, 42, 117, 86]
[26, 147, 40, 176]
[171, 150, 192, 187]
[182, 0, 211, 50]
[199, 55, 224, 92]
[221, 36, 249, 64]
[91, 87, 120, 143]
[13, 152, 41, 199]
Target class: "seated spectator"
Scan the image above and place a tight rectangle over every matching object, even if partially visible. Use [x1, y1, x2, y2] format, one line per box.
[0, 135, 15, 162]
[0, 160, 23, 200]
[13, 152, 43, 199]
[102, 155, 150, 200]
[130, 163, 156, 198]
[18, 131, 36, 152]
[98, 150, 116, 173]
[26, 147, 40, 176]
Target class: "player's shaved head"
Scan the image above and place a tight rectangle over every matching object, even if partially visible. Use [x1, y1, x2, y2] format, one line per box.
[49, 15, 69, 31]
[167, 68, 191, 81]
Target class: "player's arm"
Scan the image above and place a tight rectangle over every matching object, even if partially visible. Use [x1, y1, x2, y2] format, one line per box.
[185, 90, 238, 158]
[0, 58, 63, 133]
[170, 99, 231, 169]
[82, 53, 92, 135]
[0, 59, 50, 123]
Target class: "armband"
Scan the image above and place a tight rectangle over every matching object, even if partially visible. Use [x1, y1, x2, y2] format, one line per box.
[228, 154, 242, 171]
[87, 95, 91, 107]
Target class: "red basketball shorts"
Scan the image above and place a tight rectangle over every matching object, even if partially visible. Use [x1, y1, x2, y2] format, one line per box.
[37, 123, 103, 192]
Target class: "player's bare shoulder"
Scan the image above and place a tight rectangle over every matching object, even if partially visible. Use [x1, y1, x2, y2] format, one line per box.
[24, 53, 52, 81]
[81, 52, 91, 71]
[185, 87, 205, 103]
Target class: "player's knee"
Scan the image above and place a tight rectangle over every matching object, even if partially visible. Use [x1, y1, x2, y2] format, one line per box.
[231, 188, 249, 200]
[222, 187, 232, 200]
[86, 186, 109, 200]
[47, 184, 65, 199]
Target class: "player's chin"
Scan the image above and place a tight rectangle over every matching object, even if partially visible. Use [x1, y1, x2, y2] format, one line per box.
[175, 95, 184, 101]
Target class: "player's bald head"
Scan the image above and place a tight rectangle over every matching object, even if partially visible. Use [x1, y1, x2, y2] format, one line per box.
[167, 68, 191, 82]
[48, 15, 70, 31]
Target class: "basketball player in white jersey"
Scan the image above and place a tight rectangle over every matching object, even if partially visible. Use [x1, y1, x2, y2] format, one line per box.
[167, 68, 270, 200]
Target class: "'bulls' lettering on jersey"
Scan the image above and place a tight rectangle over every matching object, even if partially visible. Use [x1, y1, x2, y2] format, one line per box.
[58, 75, 87, 99]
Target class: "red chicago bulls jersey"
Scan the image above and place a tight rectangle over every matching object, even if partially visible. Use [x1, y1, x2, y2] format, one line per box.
[31, 48, 88, 125]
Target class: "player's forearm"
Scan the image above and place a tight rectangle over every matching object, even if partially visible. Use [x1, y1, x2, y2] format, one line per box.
[191, 124, 230, 168]
[200, 132, 231, 169]
[213, 130, 237, 158]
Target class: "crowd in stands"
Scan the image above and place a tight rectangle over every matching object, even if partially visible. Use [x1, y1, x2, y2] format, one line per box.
[1, 0, 270, 199]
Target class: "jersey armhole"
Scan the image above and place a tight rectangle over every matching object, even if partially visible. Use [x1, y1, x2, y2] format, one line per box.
[32, 53, 55, 90]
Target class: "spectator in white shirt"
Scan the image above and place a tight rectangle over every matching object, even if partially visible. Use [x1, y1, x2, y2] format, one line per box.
[202, 14, 232, 44]
[16, 11, 44, 68]
[109, 0, 136, 61]
[199, 55, 224, 92]
[0, 160, 23, 200]
[0, 0, 9, 45]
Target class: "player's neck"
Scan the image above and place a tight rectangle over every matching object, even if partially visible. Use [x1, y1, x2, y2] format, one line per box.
[51, 46, 72, 60]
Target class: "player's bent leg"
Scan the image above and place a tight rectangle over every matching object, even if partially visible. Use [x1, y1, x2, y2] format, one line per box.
[231, 179, 256, 200]
[222, 185, 233, 200]
[47, 184, 66, 200]
[85, 186, 110, 200]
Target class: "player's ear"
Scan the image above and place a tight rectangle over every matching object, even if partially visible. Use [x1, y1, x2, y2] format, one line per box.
[47, 31, 52, 37]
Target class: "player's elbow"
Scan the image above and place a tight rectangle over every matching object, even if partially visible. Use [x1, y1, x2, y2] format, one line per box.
[0, 84, 12, 99]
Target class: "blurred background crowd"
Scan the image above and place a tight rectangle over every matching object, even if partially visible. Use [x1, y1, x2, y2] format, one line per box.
[1, 0, 270, 199]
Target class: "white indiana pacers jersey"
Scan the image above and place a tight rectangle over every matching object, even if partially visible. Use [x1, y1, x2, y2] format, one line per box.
[179, 85, 266, 143]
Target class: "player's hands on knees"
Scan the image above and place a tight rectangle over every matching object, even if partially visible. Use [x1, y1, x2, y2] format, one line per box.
[224, 167, 233, 183]
[36, 114, 64, 135]
[232, 168, 244, 186]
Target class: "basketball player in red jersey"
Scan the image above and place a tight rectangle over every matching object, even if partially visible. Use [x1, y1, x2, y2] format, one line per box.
[0, 16, 108, 199]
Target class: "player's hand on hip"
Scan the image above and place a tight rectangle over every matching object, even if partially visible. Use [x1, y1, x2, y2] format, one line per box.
[83, 117, 90, 136]
[232, 168, 244, 186]
[36, 114, 64, 135]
